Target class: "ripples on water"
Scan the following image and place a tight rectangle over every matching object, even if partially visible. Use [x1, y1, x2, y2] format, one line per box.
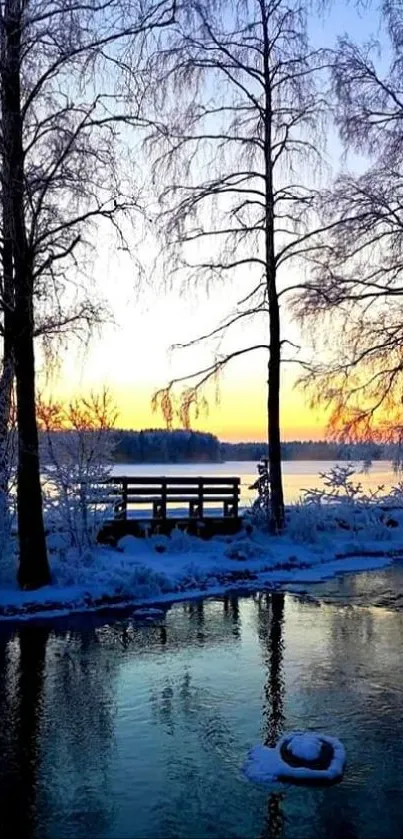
[2, 568, 403, 838]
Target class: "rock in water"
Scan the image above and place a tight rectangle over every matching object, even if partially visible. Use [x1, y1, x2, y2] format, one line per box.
[242, 731, 346, 785]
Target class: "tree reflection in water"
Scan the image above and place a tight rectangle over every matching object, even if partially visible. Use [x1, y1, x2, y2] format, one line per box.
[0, 620, 121, 839]
[0, 590, 391, 838]
[223, 594, 241, 639]
[41, 625, 118, 838]
[0, 626, 48, 838]
[257, 592, 286, 839]
[150, 597, 243, 747]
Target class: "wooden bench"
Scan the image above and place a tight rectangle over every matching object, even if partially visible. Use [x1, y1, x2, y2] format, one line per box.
[92, 475, 241, 541]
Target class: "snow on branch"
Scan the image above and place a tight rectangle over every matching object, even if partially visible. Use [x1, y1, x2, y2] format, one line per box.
[38, 389, 117, 554]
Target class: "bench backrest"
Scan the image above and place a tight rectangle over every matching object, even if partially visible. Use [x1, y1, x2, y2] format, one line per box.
[106, 475, 240, 498]
[87, 476, 240, 519]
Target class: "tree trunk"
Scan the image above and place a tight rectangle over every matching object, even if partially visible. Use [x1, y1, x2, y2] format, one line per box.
[0, 309, 14, 473]
[0, 15, 16, 540]
[14, 304, 50, 588]
[2, 0, 50, 588]
[267, 304, 284, 532]
[0, 350, 14, 535]
[0, 217, 14, 470]
[0, 355, 14, 553]
[262, 2, 285, 532]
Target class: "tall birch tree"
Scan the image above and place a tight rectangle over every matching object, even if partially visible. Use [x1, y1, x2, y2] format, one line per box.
[150, 0, 325, 531]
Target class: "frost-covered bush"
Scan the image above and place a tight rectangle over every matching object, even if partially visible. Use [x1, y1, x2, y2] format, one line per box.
[286, 504, 328, 545]
[95, 563, 172, 600]
[224, 537, 267, 559]
[39, 390, 117, 554]
[289, 463, 395, 544]
[385, 481, 403, 507]
[300, 463, 386, 506]
[287, 502, 392, 545]
[163, 527, 206, 553]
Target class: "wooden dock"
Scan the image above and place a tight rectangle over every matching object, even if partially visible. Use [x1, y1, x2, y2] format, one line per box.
[95, 475, 242, 544]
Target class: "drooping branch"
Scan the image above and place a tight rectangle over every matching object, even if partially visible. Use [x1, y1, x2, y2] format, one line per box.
[152, 343, 271, 429]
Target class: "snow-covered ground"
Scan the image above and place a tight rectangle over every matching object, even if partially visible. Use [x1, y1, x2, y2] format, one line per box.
[2, 503, 403, 620]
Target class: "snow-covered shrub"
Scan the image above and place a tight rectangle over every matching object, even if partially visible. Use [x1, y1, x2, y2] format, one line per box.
[121, 565, 173, 598]
[286, 504, 328, 545]
[289, 463, 393, 544]
[38, 390, 117, 554]
[224, 536, 266, 559]
[385, 481, 403, 506]
[168, 527, 193, 552]
[287, 501, 392, 544]
[300, 463, 385, 506]
[163, 527, 205, 553]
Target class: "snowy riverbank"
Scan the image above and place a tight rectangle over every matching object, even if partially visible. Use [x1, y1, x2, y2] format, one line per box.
[2, 505, 403, 619]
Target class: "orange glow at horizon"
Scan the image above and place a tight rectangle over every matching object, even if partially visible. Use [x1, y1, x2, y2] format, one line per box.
[45, 374, 329, 442]
[40, 250, 330, 443]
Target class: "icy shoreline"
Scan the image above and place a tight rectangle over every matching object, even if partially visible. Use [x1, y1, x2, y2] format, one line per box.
[0, 519, 402, 621]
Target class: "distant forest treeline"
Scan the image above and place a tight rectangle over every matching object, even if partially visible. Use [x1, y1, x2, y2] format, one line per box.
[114, 429, 222, 463]
[112, 429, 388, 463]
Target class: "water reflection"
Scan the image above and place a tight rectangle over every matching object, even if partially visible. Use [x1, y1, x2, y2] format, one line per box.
[149, 599, 243, 759]
[259, 593, 286, 749]
[42, 625, 119, 838]
[256, 593, 286, 839]
[0, 627, 48, 838]
[3, 569, 403, 837]
[0, 602, 278, 838]
[223, 595, 241, 638]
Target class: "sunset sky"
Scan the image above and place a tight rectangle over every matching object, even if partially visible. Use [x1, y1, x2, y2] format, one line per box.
[41, 241, 331, 441]
[43, 235, 330, 441]
[41, 2, 378, 443]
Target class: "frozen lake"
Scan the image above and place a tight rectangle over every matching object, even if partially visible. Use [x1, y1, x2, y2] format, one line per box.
[112, 460, 399, 505]
[2, 564, 403, 837]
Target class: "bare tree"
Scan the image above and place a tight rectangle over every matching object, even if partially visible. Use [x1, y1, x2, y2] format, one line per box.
[38, 389, 117, 553]
[296, 6, 403, 448]
[148, 0, 325, 531]
[0, 0, 176, 588]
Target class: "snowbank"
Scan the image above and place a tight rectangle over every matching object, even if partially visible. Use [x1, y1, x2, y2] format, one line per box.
[0, 508, 402, 619]
[243, 731, 346, 784]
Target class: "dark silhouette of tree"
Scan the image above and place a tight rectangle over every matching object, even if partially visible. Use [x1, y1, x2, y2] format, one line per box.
[0, 626, 48, 838]
[258, 592, 285, 747]
[257, 592, 286, 839]
[149, 0, 327, 531]
[0, 0, 176, 588]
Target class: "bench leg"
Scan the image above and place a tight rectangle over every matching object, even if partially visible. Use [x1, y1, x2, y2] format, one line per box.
[153, 501, 166, 519]
[114, 501, 124, 520]
[190, 501, 204, 518]
[223, 501, 235, 517]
